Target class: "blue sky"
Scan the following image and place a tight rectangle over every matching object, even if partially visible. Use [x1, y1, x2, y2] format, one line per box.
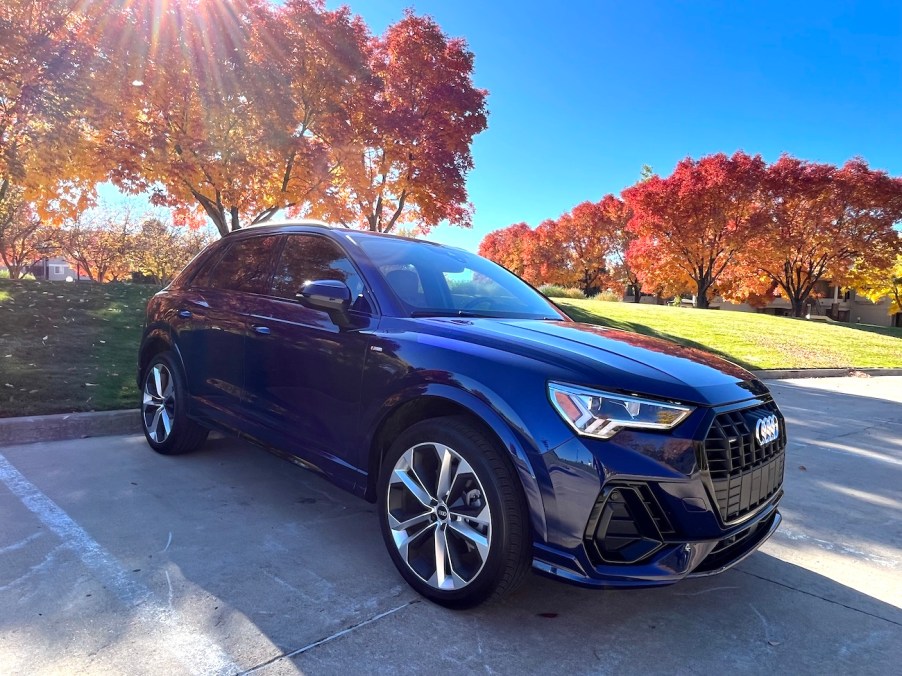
[102, 0, 902, 251]
[343, 0, 902, 251]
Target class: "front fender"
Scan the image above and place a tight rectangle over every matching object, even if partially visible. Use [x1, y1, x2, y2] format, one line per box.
[364, 380, 552, 543]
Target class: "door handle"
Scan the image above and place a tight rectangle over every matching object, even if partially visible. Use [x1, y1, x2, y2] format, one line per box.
[178, 309, 192, 318]
[253, 325, 271, 335]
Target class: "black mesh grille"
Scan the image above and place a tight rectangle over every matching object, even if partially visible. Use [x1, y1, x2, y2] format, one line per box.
[584, 485, 673, 566]
[702, 402, 786, 522]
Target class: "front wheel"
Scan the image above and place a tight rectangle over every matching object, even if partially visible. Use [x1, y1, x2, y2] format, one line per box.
[377, 416, 531, 608]
[141, 351, 208, 455]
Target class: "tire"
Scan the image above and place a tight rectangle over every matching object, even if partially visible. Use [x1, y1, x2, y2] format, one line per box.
[140, 351, 209, 455]
[378, 416, 531, 608]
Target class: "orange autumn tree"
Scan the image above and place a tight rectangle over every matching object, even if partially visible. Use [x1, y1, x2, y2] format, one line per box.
[587, 195, 632, 295]
[53, 210, 137, 283]
[849, 249, 902, 317]
[477, 222, 541, 283]
[623, 152, 766, 308]
[99, 0, 368, 236]
[0, 187, 54, 279]
[479, 196, 632, 295]
[534, 200, 622, 295]
[0, 0, 108, 221]
[99, 3, 485, 237]
[735, 157, 902, 317]
[325, 12, 488, 233]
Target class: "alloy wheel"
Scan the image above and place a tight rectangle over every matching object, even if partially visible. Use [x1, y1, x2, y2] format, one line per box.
[142, 363, 175, 444]
[386, 442, 493, 591]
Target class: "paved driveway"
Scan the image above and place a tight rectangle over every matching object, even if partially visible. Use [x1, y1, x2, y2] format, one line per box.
[1, 377, 900, 675]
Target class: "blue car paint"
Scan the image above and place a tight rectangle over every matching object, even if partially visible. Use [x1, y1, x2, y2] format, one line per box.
[139, 223, 784, 589]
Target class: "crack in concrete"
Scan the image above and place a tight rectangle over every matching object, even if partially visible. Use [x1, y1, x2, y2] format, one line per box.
[238, 598, 420, 674]
[735, 568, 902, 628]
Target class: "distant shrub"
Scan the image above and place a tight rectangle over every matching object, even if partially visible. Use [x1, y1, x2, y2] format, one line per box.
[592, 290, 621, 303]
[0, 269, 36, 281]
[539, 284, 586, 299]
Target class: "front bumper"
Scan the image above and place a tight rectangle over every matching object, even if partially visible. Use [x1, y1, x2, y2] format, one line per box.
[525, 396, 786, 589]
[531, 493, 782, 589]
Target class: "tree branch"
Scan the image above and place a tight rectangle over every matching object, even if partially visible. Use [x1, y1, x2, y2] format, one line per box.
[384, 190, 409, 233]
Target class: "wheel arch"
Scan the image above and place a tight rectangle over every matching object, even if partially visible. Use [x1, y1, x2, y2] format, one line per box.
[364, 386, 548, 542]
[137, 328, 185, 386]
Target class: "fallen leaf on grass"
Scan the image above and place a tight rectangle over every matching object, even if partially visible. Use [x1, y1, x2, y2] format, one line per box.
[4, 383, 13, 388]
[28, 389, 39, 394]
[84, 383, 99, 387]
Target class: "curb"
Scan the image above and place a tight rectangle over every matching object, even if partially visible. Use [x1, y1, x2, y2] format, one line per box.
[0, 409, 141, 447]
[752, 368, 902, 380]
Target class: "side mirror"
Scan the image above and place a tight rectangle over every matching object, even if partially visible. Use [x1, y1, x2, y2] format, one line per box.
[297, 279, 351, 312]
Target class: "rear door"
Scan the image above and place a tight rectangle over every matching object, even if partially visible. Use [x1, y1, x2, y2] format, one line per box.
[171, 235, 280, 423]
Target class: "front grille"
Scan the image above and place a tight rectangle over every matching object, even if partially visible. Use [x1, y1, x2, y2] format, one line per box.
[702, 402, 786, 522]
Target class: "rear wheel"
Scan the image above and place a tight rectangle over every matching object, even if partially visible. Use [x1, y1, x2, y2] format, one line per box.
[141, 351, 208, 455]
[378, 416, 531, 608]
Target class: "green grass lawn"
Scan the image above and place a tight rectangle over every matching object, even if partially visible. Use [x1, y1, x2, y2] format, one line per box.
[558, 298, 902, 370]
[0, 279, 158, 417]
[1, 280, 900, 418]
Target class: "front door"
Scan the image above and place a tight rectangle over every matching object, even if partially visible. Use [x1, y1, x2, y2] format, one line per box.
[243, 234, 377, 490]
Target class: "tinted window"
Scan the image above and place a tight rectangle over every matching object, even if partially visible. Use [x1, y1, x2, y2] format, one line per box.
[358, 237, 564, 320]
[198, 236, 279, 294]
[271, 235, 365, 302]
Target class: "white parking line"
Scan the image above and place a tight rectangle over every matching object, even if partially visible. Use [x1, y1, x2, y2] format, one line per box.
[0, 531, 44, 555]
[0, 452, 240, 675]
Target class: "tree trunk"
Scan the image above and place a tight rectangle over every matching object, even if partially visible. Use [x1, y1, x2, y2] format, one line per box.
[695, 279, 710, 309]
[790, 296, 806, 318]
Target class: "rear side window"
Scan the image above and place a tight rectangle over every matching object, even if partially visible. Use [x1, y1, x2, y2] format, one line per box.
[271, 235, 365, 301]
[195, 236, 279, 294]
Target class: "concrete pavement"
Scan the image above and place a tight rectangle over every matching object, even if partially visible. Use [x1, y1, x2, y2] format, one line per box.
[1, 377, 900, 675]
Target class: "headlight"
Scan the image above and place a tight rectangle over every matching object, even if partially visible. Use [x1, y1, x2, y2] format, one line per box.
[548, 382, 694, 439]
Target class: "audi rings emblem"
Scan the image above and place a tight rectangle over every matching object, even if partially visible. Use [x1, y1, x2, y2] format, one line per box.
[755, 415, 780, 445]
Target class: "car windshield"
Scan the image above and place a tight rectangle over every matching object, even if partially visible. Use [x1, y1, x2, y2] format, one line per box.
[354, 236, 565, 320]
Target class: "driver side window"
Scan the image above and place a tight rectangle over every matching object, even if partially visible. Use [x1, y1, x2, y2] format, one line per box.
[271, 235, 366, 306]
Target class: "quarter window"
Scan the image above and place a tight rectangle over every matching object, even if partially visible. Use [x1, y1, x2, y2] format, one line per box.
[197, 236, 279, 294]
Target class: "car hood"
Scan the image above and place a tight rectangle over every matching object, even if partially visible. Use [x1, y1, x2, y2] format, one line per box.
[410, 318, 769, 406]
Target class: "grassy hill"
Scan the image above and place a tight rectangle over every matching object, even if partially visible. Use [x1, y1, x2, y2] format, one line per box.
[0, 279, 157, 417]
[1, 279, 900, 418]
[558, 298, 902, 370]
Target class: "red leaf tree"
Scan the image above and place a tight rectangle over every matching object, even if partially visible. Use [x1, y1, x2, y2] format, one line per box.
[325, 11, 488, 233]
[733, 156, 902, 317]
[477, 223, 541, 284]
[596, 196, 636, 300]
[623, 152, 767, 308]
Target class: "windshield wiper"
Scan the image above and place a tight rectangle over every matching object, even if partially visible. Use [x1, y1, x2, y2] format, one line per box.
[410, 310, 490, 318]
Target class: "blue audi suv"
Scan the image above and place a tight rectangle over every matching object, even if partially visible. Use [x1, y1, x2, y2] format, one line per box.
[138, 221, 785, 607]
